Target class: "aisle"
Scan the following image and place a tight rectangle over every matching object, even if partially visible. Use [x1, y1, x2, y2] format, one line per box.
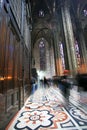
[6, 86, 87, 130]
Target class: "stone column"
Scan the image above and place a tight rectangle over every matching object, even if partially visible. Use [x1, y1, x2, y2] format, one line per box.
[52, 18, 62, 75]
[61, 0, 77, 75]
[53, 29, 58, 75]
[76, 20, 87, 72]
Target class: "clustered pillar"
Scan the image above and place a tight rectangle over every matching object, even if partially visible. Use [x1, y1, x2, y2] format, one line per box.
[61, 0, 77, 75]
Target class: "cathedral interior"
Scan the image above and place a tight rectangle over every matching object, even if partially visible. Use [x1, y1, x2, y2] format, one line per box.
[0, 0, 87, 129]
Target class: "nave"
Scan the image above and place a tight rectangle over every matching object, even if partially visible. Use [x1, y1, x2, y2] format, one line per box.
[0, 0, 87, 130]
[6, 84, 87, 130]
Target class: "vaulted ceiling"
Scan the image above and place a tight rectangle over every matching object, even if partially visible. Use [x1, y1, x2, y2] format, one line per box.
[30, 0, 61, 46]
[29, 0, 87, 46]
[30, 0, 60, 20]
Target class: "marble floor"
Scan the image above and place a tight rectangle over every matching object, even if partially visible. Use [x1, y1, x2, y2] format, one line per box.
[6, 85, 87, 130]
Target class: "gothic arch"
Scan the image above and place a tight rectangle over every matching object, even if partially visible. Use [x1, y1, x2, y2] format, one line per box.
[33, 37, 55, 78]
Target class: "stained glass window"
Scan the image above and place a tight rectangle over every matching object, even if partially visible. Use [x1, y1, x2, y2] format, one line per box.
[59, 42, 65, 70]
[39, 38, 46, 70]
[39, 10, 44, 17]
[82, 4, 87, 17]
[0, 0, 3, 9]
[75, 40, 80, 68]
[83, 9, 87, 16]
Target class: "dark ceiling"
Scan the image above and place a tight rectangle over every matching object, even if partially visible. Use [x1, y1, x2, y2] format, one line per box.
[31, 0, 49, 15]
[30, 0, 61, 22]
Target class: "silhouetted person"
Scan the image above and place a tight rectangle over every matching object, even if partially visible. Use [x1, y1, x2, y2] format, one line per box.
[43, 77, 49, 87]
[31, 77, 37, 94]
[40, 79, 43, 86]
[59, 75, 71, 103]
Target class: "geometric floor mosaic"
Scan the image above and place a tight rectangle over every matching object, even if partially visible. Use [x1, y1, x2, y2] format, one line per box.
[6, 86, 87, 130]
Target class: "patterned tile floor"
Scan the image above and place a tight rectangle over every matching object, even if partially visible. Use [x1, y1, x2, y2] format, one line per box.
[6, 86, 87, 130]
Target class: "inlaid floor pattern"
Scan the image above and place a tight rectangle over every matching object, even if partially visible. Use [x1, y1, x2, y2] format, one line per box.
[7, 86, 87, 130]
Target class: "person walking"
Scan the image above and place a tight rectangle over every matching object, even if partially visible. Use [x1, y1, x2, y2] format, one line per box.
[43, 76, 49, 88]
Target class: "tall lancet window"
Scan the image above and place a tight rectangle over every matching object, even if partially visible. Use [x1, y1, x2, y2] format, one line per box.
[39, 39, 46, 70]
[0, 0, 3, 9]
[59, 42, 65, 70]
[82, 5, 87, 17]
[75, 40, 80, 68]
[83, 9, 87, 16]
